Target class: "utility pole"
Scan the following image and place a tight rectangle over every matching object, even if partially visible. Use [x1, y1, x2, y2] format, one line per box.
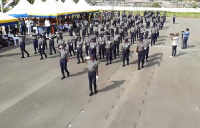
[0, 0, 3, 13]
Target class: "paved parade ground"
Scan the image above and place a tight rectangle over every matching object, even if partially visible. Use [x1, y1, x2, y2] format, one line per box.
[0, 17, 200, 128]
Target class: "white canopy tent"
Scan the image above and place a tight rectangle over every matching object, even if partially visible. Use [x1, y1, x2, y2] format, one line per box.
[0, 12, 18, 26]
[28, 0, 65, 17]
[7, 0, 32, 18]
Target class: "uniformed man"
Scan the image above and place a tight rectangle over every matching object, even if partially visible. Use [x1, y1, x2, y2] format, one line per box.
[57, 44, 70, 80]
[122, 38, 131, 67]
[114, 31, 120, 56]
[136, 38, 146, 70]
[67, 34, 75, 56]
[82, 24, 86, 41]
[98, 34, 105, 59]
[38, 35, 47, 60]
[32, 34, 38, 54]
[143, 36, 150, 62]
[57, 36, 65, 48]
[42, 32, 48, 49]
[151, 26, 156, 46]
[130, 26, 135, 44]
[85, 54, 98, 96]
[105, 36, 113, 65]
[84, 33, 90, 56]
[19, 35, 30, 58]
[49, 33, 56, 55]
[119, 26, 124, 43]
[173, 14, 176, 24]
[77, 37, 84, 64]
[111, 34, 117, 59]
[89, 38, 97, 60]
[73, 32, 78, 51]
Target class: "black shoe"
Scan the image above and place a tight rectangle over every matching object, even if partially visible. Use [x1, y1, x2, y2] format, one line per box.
[49, 53, 52, 55]
[77, 62, 80, 64]
[138, 68, 140, 70]
[40, 58, 43, 60]
[141, 66, 144, 68]
[106, 63, 109, 65]
[122, 64, 125, 67]
[89, 91, 94, 96]
[70, 54, 72, 56]
[34, 52, 37, 54]
[94, 88, 98, 94]
[27, 54, 30, 57]
[67, 72, 70, 77]
[146, 60, 149, 62]
[127, 63, 129, 65]
[45, 55, 47, 58]
[61, 75, 65, 80]
[21, 56, 24, 58]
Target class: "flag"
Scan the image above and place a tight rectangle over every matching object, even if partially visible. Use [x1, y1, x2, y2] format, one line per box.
[4, 0, 14, 8]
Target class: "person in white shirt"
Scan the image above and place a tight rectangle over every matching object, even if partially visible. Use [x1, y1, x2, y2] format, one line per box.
[30, 19, 34, 33]
[170, 33, 179, 58]
[45, 18, 51, 37]
[26, 19, 31, 35]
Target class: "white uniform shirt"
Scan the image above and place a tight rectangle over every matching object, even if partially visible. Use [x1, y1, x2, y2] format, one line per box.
[172, 36, 179, 46]
[45, 20, 50, 27]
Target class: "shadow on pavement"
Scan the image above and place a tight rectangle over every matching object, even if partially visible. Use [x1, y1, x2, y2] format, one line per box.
[48, 54, 60, 58]
[71, 68, 88, 77]
[100, 80, 126, 92]
[176, 51, 187, 57]
[159, 36, 168, 38]
[145, 53, 163, 67]
[156, 42, 165, 45]
[0, 53, 21, 58]
[187, 45, 195, 48]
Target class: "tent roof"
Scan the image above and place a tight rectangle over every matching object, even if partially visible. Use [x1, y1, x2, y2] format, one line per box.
[28, 0, 65, 17]
[7, 0, 32, 17]
[0, 13, 18, 26]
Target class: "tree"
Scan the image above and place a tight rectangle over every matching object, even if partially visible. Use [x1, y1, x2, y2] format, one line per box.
[192, 4, 198, 8]
[151, 2, 161, 8]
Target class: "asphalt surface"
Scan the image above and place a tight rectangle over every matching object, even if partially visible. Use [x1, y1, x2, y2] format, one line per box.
[0, 17, 200, 128]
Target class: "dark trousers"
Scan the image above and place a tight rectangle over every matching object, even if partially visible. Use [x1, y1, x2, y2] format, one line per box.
[21, 27, 26, 35]
[77, 48, 83, 62]
[157, 32, 159, 38]
[151, 33, 156, 46]
[131, 33, 135, 44]
[88, 71, 97, 92]
[116, 42, 120, 56]
[82, 31, 86, 40]
[39, 47, 47, 58]
[135, 31, 138, 41]
[173, 18, 175, 24]
[74, 40, 77, 51]
[144, 47, 149, 60]
[20, 43, 29, 57]
[68, 44, 75, 56]
[106, 49, 112, 64]
[138, 51, 144, 68]
[46, 27, 50, 36]
[60, 59, 69, 75]
[183, 37, 188, 49]
[85, 45, 89, 56]
[172, 45, 177, 56]
[99, 45, 105, 59]
[33, 41, 38, 53]
[95, 31, 99, 38]
[89, 48, 97, 60]
[122, 49, 129, 65]
[112, 43, 117, 59]
[49, 40, 56, 54]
